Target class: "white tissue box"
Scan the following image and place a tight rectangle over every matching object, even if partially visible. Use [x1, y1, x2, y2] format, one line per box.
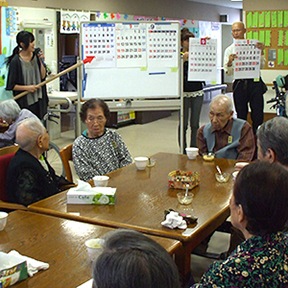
[67, 187, 116, 204]
[0, 252, 28, 287]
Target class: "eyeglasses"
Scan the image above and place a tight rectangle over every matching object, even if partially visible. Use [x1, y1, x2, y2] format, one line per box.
[87, 116, 105, 124]
[231, 29, 243, 34]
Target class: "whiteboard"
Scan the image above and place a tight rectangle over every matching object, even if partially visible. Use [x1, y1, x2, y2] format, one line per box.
[80, 21, 181, 99]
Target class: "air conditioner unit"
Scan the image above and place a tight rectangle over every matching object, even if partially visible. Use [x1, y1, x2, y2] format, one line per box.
[21, 19, 53, 29]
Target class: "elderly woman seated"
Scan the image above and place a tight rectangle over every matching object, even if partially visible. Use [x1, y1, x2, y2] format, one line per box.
[192, 161, 288, 287]
[7, 118, 73, 206]
[92, 229, 181, 288]
[0, 99, 37, 147]
[73, 99, 132, 181]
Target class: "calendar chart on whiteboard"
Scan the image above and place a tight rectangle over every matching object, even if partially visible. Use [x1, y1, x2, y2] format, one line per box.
[80, 21, 180, 100]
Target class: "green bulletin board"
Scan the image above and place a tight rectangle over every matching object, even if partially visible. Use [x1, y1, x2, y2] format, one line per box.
[246, 10, 288, 69]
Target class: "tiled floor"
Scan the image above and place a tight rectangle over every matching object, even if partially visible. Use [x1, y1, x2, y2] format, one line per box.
[51, 102, 230, 283]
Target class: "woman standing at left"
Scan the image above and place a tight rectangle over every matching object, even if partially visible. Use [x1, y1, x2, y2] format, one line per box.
[6, 31, 48, 119]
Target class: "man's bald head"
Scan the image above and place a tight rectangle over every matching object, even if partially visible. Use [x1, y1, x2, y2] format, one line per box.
[231, 21, 246, 39]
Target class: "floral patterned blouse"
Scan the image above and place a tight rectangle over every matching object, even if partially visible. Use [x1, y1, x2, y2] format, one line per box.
[192, 232, 288, 287]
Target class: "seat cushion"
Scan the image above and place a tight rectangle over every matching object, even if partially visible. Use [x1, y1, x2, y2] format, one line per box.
[0, 153, 15, 201]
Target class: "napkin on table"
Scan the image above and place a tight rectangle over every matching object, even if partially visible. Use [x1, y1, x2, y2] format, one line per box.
[161, 211, 187, 229]
[8, 250, 49, 277]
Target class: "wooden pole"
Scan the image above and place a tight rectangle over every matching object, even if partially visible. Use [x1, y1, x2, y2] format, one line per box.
[13, 57, 93, 101]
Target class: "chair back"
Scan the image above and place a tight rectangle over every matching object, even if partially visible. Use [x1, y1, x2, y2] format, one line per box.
[0, 152, 16, 201]
[0, 145, 19, 156]
[59, 143, 73, 182]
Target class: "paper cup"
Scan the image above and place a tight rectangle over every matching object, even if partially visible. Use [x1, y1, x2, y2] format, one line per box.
[85, 238, 104, 261]
[134, 157, 148, 170]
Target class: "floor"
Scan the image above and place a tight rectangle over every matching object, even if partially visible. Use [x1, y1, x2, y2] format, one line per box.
[51, 102, 230, 283]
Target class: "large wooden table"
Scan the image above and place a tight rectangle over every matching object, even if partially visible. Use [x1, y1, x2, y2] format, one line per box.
[28, 152, 237, 283]
[0, 210, 181, 288]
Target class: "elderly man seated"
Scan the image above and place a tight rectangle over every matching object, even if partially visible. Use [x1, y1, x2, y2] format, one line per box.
[197, 94, 255, 161]
[7, 118, 73, 206]
[0, 99, 37, 147]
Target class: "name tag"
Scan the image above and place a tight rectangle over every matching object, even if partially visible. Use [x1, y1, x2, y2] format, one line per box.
[228, 136, 233, 144]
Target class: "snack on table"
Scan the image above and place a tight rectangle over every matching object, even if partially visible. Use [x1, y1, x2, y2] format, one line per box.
[203, 153, 215, 161]
[168, 170, 200, 190]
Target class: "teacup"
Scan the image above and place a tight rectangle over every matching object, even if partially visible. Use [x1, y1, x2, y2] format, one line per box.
[185, 147, 198, 160]
[0, 212, 8, 231]
[134, 157, 148, 170]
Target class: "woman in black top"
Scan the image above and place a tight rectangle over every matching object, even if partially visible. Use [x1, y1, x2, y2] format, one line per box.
[179, 30, 205, 153]
[6, 31, 48, 119]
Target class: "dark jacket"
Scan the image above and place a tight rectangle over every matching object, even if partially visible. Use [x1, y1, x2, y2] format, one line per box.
[7, 148, 70, 206]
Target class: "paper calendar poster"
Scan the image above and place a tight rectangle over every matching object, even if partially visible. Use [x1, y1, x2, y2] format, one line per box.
[115, 23, 147, 68]
[188, 38, 217, 81]
[147, 23, 178, 68]
[234, 39, 261, 79]
[5, 7, 20, 36]
[82, 23, 116, 68]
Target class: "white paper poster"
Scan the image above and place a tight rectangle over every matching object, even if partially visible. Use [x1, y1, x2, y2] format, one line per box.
[188, 38, 217, 82]
[82, 23, 116, 68]
[60, 10, 90, 34]
[234, 39, 261, 80]
[147, 23, 178, 68]
[115, 23, 147, 68]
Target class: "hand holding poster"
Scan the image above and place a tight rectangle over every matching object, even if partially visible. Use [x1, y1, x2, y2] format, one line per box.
[234, 39, 261, 79]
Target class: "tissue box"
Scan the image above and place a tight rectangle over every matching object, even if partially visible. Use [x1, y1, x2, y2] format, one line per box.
[0, 252, 28, 287]
[67, 187, 116, 204]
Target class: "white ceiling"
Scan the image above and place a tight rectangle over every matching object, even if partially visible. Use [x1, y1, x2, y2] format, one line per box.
[187, 0, 243, 9]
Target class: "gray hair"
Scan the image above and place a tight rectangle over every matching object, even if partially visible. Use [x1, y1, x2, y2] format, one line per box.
[257, 117, 288, 166]
[16, 118, 45, 151]
[210, 95, 233, 114]
[0, 99, 21, 121]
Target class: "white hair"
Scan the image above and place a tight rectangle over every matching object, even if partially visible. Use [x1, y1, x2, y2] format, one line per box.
[16, 118, 45, 151]
[0, 99, 21, 121]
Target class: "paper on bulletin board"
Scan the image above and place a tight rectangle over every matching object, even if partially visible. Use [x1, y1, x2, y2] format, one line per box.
[271, 11, 277, 28]
[285, 31, 288, 46]
[234, 39, 261, 80]
[278, 30, 284, 47]
[259, 30, 265, 44]
[246, 12, 253, 28]
[265, 30, 271, 46]
[278, 49, 284, 66]
[277, 11, 283, 28]
[265, 11, 271, 28]
[60, 10, 90, 34]
[253, 31, 259, 40]
[284, 50, 288, 66]
[187, 38, 217, 82]
[246, 31, 253, 40]
[284, 11, 288, 28]
[259, 12, 265, 28]
[252, 12, 258, 28]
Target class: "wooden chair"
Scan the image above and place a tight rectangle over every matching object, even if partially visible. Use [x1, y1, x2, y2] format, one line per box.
[0, 152, 27, 211]
[59, 143, 74, 183]
[0, 144, 19, 156]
